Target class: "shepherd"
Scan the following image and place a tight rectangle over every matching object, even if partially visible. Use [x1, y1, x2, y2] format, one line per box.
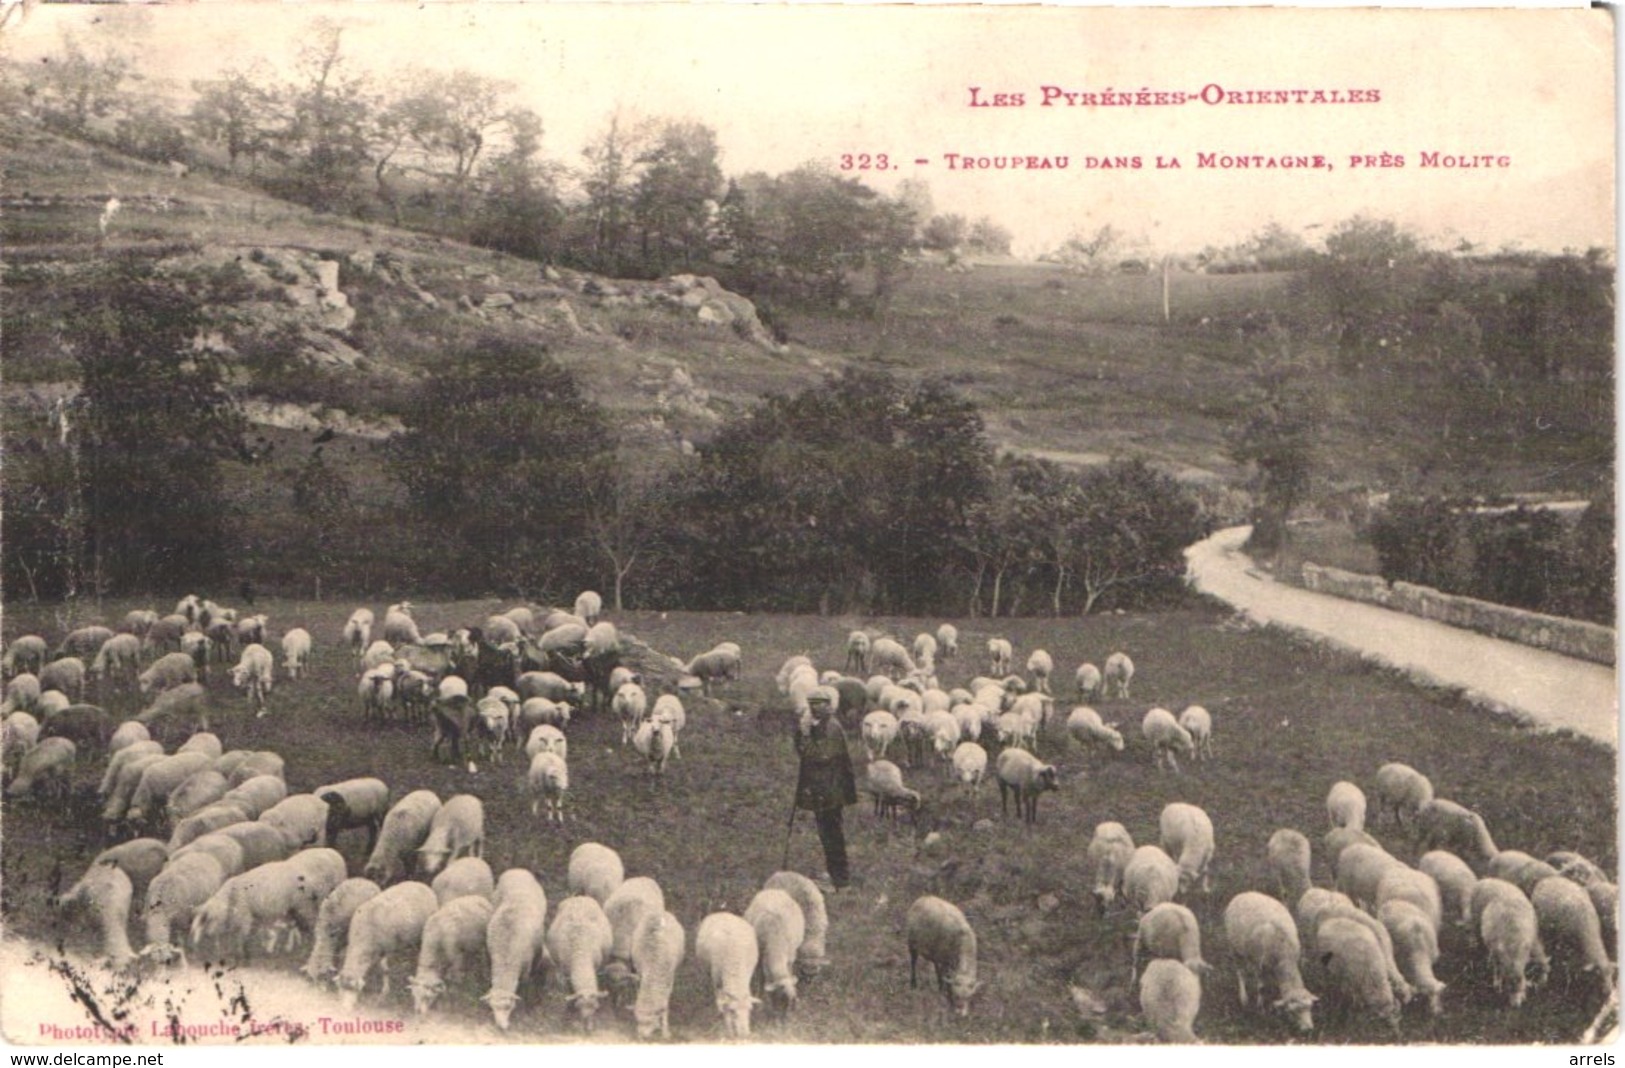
[791, 686, 858, 892]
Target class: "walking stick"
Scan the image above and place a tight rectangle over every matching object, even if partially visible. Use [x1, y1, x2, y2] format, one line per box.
[780, 799, 800, 871]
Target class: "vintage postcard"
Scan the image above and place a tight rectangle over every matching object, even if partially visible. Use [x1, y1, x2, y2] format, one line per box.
[0, 3, 1614, 1065]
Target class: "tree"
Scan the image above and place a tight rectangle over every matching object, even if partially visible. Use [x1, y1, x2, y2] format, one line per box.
[468, 107, 564, 261]
[1301, 214, 1426, 363]
[67, 262, 246, 593]
[581, 462, 682, 611]
[388, 69, 517, 220]
[922, 213, 968, 252]
[290, 445, 352, 594]
[1226, 325, 1326, 552]
[279, 20, 374, 210]
[967, 216, 1013, 256]
[28, 32, 135, 134]
[1065, 459, 1207, 614]
[632, 121, 724, 273]
[190, 67, 279, 172]
[388, 338, 614, 596]
[1048, 225, 1121, 275]
[578, 112, 649, 275]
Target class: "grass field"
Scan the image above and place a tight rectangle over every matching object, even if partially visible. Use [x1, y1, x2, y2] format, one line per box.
[1, 597, 1614, 1045]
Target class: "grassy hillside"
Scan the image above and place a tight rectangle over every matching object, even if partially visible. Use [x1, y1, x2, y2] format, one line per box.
[1, 599, 1614, 1045]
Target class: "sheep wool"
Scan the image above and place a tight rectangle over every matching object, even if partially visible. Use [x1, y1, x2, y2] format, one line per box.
[409, 896, 495, 1016]
[301, 878, 381, 983]
[546, 895, 615, 1031]
[1087, 822, 1137, 915]
[365, 790, 442, 885]
[1140, 958, 1202, 1043]
[744, 888, 806, 1012]
[696, 911, 761, 1038]
[631, 911, 687, 1039]
[1222, 891, 1317, 1033]
[1316, 916, 1403, 1033]
[906, 895, 980, 1016]
[763, 870, 830, 978]
[567, 842, 625, 905]
[337, 881, 440, 1011]
[483, 869, 549, 1031]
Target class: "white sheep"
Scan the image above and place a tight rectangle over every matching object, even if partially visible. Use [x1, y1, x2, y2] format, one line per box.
[1066, 706, 1124, 755]
[336, 880, 440, 1011]
[574, 590, 603, 624]
[1303, 898, 1414, 1007]
[416, 794, 484, 876]
[631, 910, 686, 1039]
[764, 870, 830, 980]
[1124, 844, 1182, 916]
[190, 852, 336, 962]
[950, 741, 988, 797]
[89, 634, 142, 689]
[362, 640, 397, 672]
[1160, 802, 1215, 895]
[951, 702, 986, 744]
[212, 820, 291, 871]
[142, 851, 228, 963]
[933, 623, 958, 661]
[684, 647, 741, 695]
[58, 838, 170, 911]
[567, 841, 625, 904]
[1372, 762, 1435, 828]
[3, 710, 41, 776]
[1489, 851, 1562, 897]
[913, 632, 939, 674]
[845, 632, 871, 675]
[1324, 826, 1382, 878]
[177, 731, 223, 760]
[301, 878, 381, 983]
[1267, 829, 1312, 905]
[870, 638, 917, 680]
[125, 751, 214, 826]
[986, 638, 1013, 677]
[1376, 866, 1444, 932]
[1335, 843, 1406, 910]
[57, 861, 138, 970]
[1418, 850, 1478, 929]
[138, 652, 197, 695]
[603, 876, 666, 997]
[1326, 781, 1368, 832]
[650, 693, 686, 758]
[343, 609, 374, 662]
[864, 759, 921, 821]
[861, 710, 900, 761]
[1141, 708, 1194, 773]
[1378, 900, 1447, 1015]
[1316, 916, 1403, 1033]
[383, 603, 423, 646]
[35, 689, 71, 720]
[136, 682, 210, 740]
[527, 751, 569, 823]
[906, 895, 980, 1016]
[1177, 705, 1213, 761]
[58, 627, 113, 660]
[315, 777, 390, 854]
[1531, 875, 1613, 996]
[2, 672, 42, 716]
[1087, 822, 1137, 915]
[258, 794, 330, 851]
[547, 894, 615, 1031]
[524, 723, 568, 762]
[408, 895, 495, 1016]
[107, 719, 150, 755]
[167, 770, 230, 825]
[517, 697, 571, 737]
[101, 751, 166, 826]
[482, 869, 549, 1030]
[745, 887, 806, 1014]
[1222, 891, 1318, 1032]
[633, 712, 677, 776]
[280, 628, 313, 680]
[168, 803, 253, 853]
[517, 670, 584, 705]
[1134, 901, 1211, 984]
[1024, 648, 1054, 696]
[696, 911, 760, 1038]
[1295, 886, 1356, 937]
[1139, 957, 1202, 1042]
[358, 665, 396, 722]
[2, 635, 48, 678]
[223, 749, 284, 787]
[1103, 651, 1135, 698]
[613, 682, 649, 746]
[994, 741, 1059, 825]
[1415, 798, 1499, 867]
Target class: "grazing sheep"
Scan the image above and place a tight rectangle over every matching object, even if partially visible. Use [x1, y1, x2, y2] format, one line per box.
[1303, 900, 1414, 1007]
[3, 674, 42, 718]
[631, 910, 686, 1039]
[950, 741, 988, 797]
[316, 778, 390, 854]
[1134, 901, 1211, 984]
[3, 635, 48, 678]
[1475, 885, 1549, 1008]
[362, 790, 440, 886]
[1548, 850, 1611, 885]
[1024, 649, 1054, 696]
[1087, 822, 1137, 916]
[212, 821, 291, 871]
[1418, 850, 1478, 929]
[224, 750, 284, 788]
[1327, 781, 1368, 832]
[1373, 763, 1435, 828]
[906, 895, 980, 1016]
[1160, 803, 1216, 895]
[166, 770, 230, 825]
[142, 616, 187, 656]
[1178, 706, 1214, 761]
[567, 842, 625, 904]
[1376, 867, 1444, 932]
[58, 627, 115, 661]
[121, 609, 159, 639]
[1142, 708, 1194, 773]
[40, 657, 87, 702]
[258, 794, 330, 851]
[343, 609, 374, 663]
[1489, 851, 1561, 897]
[1222, 891, 1318, 1032]
[301, 878, 381, 983]
[574, 590, 603, 625]
[1140, 957, 1202, 1042]
[1546, 853, 1617, 949]
[603, 876, 666, 996]
[1316, 916, 1404, 1033]
[336, 881, 440, 1011]
[870, 638, 917, 680]
[995, 747, 1058, 824]
[1415, 798, 1499, 868]
[986, 638, 1013, 677]
[696, 912, 761, 1038]
[1074, 664, 1104, 702]
[516, 670, 584, 706]
[861, 710, 900, 762]
[280, 628, 313, 680]
[58, 862, 139, 970]
[36, 690, 70, 719]
[189, 853, 334, 962]
[1124, 845, 1183, 917]
[142, 851, 228, 963]
[408, 895, 496, 1016]
[102, 752, 167, 827]
[1268, 830, 1313, 905]
[1295, 887, 1357, 939]
[135, 682, 210, 741]
[745, 887, 806, 1014]
[1379, 900, 1447, 1015]
[1103, 651, 1135, 698]
[177, 732, 222, 760]
[1323, 826, 1382, 878]
[764, 871, 830, 980]
[482, 869, 549, 1030]
[107, 719, 150, 755]
[167, 803, 253, 853]
[417, 794, 484, 876]
[90, 634, 143, 690]
[362, 640, 397, 673]
[1531, 875, 1613, 995]
[138, 652, 197, 697]
[547, 895, 615, 1031]
[125, 751, 214, 826]
[59, 838, 170, 911]
[527, 751, 569, 823]
[933, 623, 958, 661]
[1335, 844, 1407, 911]
[40, 703, 113, 752]
[3, 710, 41, 778]
[685, 646, 742, 696]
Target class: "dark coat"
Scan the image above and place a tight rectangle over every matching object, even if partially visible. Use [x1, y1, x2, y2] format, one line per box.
[794, 713, 857, 812]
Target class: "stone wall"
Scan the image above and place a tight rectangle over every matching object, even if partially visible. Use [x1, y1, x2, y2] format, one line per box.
[1300, 563, 1616, 666]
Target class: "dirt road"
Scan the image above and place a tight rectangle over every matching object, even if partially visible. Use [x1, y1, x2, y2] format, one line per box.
[1186, 526, 1619, 750]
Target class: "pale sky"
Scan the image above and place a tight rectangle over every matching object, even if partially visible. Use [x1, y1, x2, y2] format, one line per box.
[3, 4, 1614, 256]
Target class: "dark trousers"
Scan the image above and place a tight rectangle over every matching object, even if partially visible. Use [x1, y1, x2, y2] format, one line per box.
[814, 806, 850, 887]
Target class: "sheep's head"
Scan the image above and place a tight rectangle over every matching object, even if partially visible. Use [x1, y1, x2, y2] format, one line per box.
[946, 973, 980, 1016]
[416, 847, 450, 876]
[764, 974, 798, 1014]
[566, 989, 604, 1030]
[1036, 766, 1060, 792]
[481, 989, 520, 1030]
[716, 991, 758, 1038]
[337, 975, 365, 1013]
[408, 975, 444, 1016]
[1275, 990, 1317, 1032]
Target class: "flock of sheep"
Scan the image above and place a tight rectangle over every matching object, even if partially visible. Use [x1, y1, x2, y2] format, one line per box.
[2, 596, 1618, 1043]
